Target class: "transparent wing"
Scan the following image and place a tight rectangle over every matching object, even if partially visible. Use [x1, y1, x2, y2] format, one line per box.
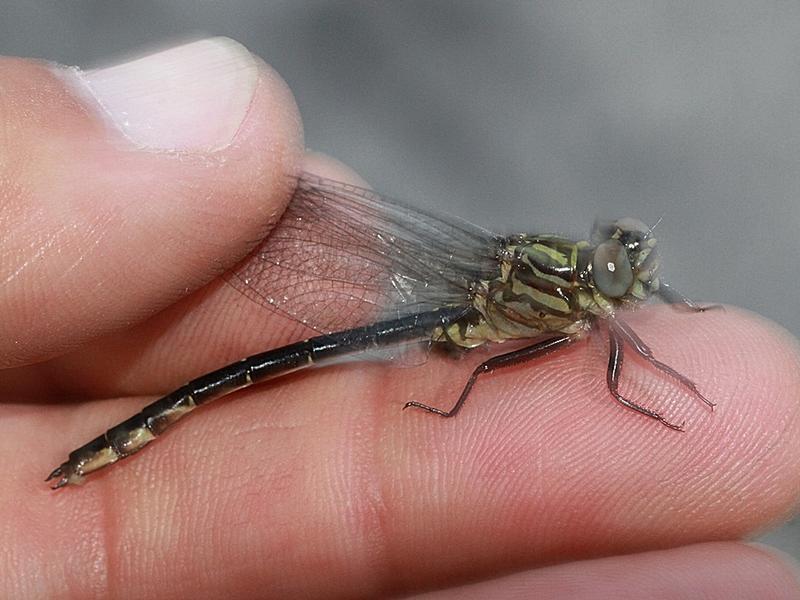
[228, 173, 502, 334]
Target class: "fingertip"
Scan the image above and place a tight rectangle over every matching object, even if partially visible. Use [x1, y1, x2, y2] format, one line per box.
[746, 543, 800, 595]
[575, 306, 800, 539]
[301, 151, 371, 187]
[380, 304, 800, 569]
[0, 40, 304, 367]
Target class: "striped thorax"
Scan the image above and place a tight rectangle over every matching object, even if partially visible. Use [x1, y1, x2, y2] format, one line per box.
[441, 218, 661, 348]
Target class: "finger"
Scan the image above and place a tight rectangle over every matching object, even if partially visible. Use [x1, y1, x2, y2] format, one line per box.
[5, 304, 800, 596]
[0, 37, 302, 368]
[409, 542, 800, 600]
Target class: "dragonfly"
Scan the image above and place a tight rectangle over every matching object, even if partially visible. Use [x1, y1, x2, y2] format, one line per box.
[46, 173, 715, 489]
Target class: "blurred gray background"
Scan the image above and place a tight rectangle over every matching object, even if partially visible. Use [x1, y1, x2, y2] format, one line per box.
[2, 2, 797, 559]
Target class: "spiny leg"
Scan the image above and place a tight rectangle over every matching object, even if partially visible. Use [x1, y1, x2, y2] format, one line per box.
[657, 281, 722, 313]
[607, 327, 684, 431]
[610, 319, 715, 410]
[404, 334, 576, 418]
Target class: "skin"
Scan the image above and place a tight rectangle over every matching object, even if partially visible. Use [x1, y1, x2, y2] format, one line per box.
[1, 46, 800, 599]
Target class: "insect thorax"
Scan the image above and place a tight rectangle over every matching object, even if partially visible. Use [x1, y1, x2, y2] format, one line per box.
[437, 234, 627, 348]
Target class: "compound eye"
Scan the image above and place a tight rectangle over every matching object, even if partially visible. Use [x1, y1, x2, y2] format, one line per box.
[591, 218, 617, 242]
[593, 240, 633, 298]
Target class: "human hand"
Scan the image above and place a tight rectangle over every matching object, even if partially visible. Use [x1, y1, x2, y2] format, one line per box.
[1, 38, 799, 599]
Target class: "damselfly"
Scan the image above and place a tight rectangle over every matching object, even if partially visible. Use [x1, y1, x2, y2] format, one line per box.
[46, 174, 714, 489]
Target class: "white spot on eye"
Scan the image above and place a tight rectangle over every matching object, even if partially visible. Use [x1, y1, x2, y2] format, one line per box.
[607, 262, 616, 272]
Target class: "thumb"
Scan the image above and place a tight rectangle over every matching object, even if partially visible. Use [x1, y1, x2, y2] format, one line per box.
[0, 38, 303, 368]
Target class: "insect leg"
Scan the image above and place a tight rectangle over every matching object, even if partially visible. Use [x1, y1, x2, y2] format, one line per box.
[610, 319, 715, 410]
[404, 334, 576, 418]
[657, 281, 722, 312]
[606, 327, 684, 431]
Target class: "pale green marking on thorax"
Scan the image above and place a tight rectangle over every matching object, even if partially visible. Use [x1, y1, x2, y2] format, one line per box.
[433, 222, 661, 350]
[436, 235, 606, 348]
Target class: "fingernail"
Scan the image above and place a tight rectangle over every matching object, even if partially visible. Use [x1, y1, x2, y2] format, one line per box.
[76, 37, 258, 151]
